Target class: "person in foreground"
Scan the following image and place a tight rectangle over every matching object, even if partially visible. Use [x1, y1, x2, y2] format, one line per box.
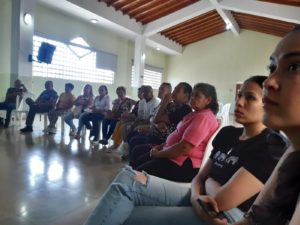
[230, 26, 300, 225]
[83, 76, 288, 225]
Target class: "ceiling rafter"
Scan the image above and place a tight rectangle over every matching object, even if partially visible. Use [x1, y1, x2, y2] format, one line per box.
[208, 0, 240, 35]
[62, 0, 300, 55]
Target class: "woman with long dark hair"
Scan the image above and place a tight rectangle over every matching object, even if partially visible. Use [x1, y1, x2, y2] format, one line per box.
[231, 26, 300, 225]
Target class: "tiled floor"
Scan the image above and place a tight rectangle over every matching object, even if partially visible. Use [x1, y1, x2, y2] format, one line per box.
[0, 120, 125, 225]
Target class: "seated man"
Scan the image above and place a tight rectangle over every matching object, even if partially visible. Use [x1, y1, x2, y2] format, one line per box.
[44, 83, 76, 134]
[0, 79, 27, 128]
[20, 80, 58, 132]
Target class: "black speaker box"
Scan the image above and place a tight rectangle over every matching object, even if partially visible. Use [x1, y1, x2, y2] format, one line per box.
[37, 42, 56, 64]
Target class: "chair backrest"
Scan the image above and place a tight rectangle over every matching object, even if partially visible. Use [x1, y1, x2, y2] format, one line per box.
[17, 92, 36, 112]
[218, 103, 231, 126]
[217, 101, 224, 117]
[199, 119, 223, 170]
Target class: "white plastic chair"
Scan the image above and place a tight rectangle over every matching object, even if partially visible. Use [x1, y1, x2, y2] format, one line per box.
[217, 103, 231, 126]
[11, 92, 35, 126]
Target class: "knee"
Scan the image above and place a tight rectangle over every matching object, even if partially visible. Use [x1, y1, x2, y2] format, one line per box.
[114, 166, 148, 186]
[134, 171, 147, 185]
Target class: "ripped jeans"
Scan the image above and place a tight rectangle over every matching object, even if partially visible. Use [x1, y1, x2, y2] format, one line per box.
[83, 166, 243, 225]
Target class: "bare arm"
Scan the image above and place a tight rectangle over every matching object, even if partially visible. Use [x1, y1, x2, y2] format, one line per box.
[152, 94, 172, 124]
[151, 139, 194, 158]
[207, 167, 264, 211]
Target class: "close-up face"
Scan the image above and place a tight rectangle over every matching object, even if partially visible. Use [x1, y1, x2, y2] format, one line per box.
[171, 84, 188, 103]
[84, 85, 92, 95]
[116, 89, 126, 99]
[99, 86, 107, 96]
[190, 89, 211, 111]
[158, 84, 171, 99]
[234, 81, 264, 125]
[263, 30, 300, 132]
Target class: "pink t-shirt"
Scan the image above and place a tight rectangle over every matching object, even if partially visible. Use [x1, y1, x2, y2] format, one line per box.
[166, 109, 219, 168]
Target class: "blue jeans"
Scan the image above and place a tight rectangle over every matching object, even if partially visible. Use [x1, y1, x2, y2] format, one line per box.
[84, 166, 244, 225]
[0, 102, 16, 126]
[64, 111, 76, 130]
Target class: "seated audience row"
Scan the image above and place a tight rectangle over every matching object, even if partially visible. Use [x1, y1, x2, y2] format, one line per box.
[83, 75, 288, 225]
[84, 27, 300, 225]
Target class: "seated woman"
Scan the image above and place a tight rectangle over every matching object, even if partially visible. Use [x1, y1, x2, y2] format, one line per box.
[130, 83, 219, 182]
[64, 84, 94, 136]
[231, 26, 300, 225]
[83, 76, 288, 225]
[99, 86, 136, 145]
[75, 85, 111, 141]
[45, 83, 76, 134]
[105, 87, 144, 151]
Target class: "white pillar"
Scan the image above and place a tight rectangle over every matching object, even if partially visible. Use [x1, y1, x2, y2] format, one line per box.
[132, 35, 146, 88]
[11, 0, 37, 86]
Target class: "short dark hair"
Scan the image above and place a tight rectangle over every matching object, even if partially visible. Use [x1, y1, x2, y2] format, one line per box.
[116, 86, 126, 94]
[178, 82, 192, 99]
[65, 83, 74, 90]
[161, 82, 172, 92]
[193, 83, 219, 115]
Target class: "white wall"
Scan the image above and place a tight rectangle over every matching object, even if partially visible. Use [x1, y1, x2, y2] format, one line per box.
[166, 30, 281, 109]
[32, 3, 168, 100]
[0, 0, 12, 99]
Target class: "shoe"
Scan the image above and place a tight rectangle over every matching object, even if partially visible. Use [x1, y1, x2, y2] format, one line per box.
[4, 124, 9, 128]
[74, 134, 81, 139]
[104, 146, 118, 153]
[48, 127, 57, 134]
[69, 129, 77, 136]
[99, 139, 108, 145]
[20, 126, 33, 132]
[43, 126, 50, 133]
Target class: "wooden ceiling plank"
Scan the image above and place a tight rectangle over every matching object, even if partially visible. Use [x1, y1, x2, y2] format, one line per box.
[143, 1, 214, 36]
[161, 11, 219, 33]
[127, 0, 165, 18]
[220, 0, 300, 24]
[161, 17, 223, 37]
[164, 20, 224, 38]
[173, 25, 225, 41]
[180, 29, 225, 46]
[138, 0, 199, 24]
[115, 0, 141, 11]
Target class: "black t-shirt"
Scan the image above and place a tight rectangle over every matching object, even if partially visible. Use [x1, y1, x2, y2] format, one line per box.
[209, 126, 288, 212]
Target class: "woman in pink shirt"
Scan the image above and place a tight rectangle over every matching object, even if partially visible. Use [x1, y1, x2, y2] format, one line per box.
[131, 83, 219, 182]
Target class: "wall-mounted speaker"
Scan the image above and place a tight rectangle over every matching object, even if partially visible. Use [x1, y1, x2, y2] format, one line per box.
[37, 42, 56, 64]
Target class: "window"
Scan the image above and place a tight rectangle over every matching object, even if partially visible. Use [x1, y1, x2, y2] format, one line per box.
[131, 64, 163, 89]
[32, 35, 116, 84]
